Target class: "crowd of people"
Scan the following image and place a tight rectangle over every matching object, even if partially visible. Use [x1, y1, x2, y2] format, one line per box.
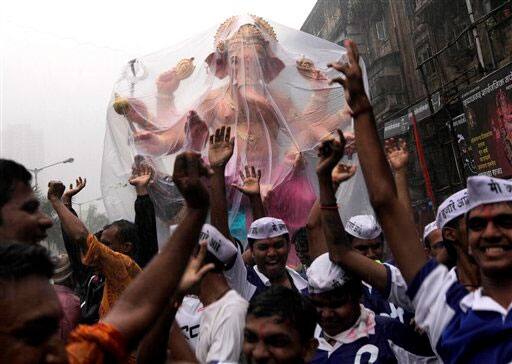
[1, 40, 511, 364]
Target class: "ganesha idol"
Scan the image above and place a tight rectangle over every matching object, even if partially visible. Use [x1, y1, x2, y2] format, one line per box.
[106, 15, 362, 243]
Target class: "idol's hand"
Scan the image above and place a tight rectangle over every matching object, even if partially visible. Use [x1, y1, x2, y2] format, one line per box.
[156, 68, 181, 96]
[328, 40, 372, 116]
[134, 131, 169, 156]
[184, 111, 209, 153]
[208, 126, 235, 168]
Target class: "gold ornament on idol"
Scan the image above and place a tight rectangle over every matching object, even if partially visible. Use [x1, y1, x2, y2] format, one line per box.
[175, 57, 195, 80]
[113, 93, 130, 115]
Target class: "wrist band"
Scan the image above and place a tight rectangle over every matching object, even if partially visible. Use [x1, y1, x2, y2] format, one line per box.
[320, 204, 339, 210]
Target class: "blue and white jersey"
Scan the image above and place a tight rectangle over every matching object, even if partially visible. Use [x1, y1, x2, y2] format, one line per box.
[407, 259, 512, 363]
[311, 306, 436, 364]
[362, 263, 414, 325]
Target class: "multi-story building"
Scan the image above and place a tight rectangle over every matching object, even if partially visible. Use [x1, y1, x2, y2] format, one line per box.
[302, 0, 512, 224]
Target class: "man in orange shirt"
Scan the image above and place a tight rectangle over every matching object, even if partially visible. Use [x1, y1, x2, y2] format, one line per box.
[0, 151, 211, 364]
[48, 182, 141, 318]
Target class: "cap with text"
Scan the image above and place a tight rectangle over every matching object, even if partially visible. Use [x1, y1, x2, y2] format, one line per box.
[467, 175, 512, 211]
[345, 215, 381, 240]
[307, 253, 351, 294]
[436, 189, 469, 229]
[247, 217, 289, 240]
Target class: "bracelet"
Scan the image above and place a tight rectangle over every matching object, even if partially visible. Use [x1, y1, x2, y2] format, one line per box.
[350, 104, 373, 118]
[320, 204, 339, 210]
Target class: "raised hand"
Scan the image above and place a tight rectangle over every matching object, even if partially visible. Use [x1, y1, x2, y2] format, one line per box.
[232, 166, 262, 197]
[129, 163, 154, 188]
[184, 111, 209, 153]
[172, 151, 213, 209]
[328, 40, 371, 116]
[63, 177, 87, 198]
[47, 180, 66, 202]
[208, 126, 235, 168]
[332, 163, 357, 186]
[134, 131, 169, 156]
[178, 242, 215, 295]
[385, 138, 409, 172]
[316, 129, 346, 177]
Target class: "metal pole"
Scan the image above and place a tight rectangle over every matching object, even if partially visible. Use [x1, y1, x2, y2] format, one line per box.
[465, 0, 486, 71]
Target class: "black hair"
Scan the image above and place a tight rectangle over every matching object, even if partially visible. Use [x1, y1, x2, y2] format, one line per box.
[292, 227, 308, 247]
[0, 159, 32, 225]
[247, 286, 317, 344]
[0, 241, 54, 280]
[104, 219, 141, 262]
[326, 278, 364, 303]
[248, 233, 290, 248]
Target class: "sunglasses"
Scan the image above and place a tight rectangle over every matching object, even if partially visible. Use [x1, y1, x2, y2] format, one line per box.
[467, 214, 512, 232]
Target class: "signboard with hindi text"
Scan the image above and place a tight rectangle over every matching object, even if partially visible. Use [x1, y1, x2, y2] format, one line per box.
[462, 63, 512, 178]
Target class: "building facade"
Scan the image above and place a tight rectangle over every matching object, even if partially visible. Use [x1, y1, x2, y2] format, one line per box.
[302, 0, 512, 224]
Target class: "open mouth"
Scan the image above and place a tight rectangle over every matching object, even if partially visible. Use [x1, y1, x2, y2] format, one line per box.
[479, 245, 512, 257]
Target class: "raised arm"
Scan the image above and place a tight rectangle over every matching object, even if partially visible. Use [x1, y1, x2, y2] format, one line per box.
[208, 126, 235, 239]
[137, 242, 213, 363]
[306, 163, 356, 260]
[315, 133, 388, 292]
[232, 166, 266, 220]
[328, 40, 426, 283]
[103, 151, 212, 348]
[60, 177, 91, 291]
[48, 181, 90, 254]
[129, 159, 158, 267]
[385, 138, 415, 225]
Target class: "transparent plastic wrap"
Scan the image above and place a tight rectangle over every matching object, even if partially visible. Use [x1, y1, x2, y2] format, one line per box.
[101, 15, 373, 245]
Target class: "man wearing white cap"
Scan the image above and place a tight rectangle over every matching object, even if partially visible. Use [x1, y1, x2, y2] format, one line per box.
[314, 132, 414, 324]
[345, 214, 384, 261]
[246, 216, 308, 294]
[435, 188, 479, 287]
[345, 215, 383, 261]
[334, 40, 511, 362]
[422, 221, 449, 264]
[403, 176, 512, 362]
[307, 253, 435, 363]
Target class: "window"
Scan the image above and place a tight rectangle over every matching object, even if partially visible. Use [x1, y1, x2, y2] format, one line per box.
[376, 20, 387, 41]
[417, 43, 436, 77]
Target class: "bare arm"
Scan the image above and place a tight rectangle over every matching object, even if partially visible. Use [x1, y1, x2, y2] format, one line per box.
[208, 126, 235, 239]
[305, 199, 328, 260]
[232, 166, 266, 220]
[315, 134, 389, 292]
[48, 181, 90, 254]
[103, 151, 212, 349]
[329, 40, 426, 284]
[385, 138, 415, 224]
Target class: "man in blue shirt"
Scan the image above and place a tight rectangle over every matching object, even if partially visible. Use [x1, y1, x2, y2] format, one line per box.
[329, 38, 512, 363]
[307, 253, 435, 363]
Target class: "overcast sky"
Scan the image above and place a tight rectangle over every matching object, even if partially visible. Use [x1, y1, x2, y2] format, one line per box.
[0, 0, 317, 213]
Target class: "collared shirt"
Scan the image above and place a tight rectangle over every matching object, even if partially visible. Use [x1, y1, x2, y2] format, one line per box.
[361, 263, 414, 324]
[407, 259, 512, 363]
[251, 265, 308, 292]
[311, 305, 436, 364]
[82, 234, 141, 318]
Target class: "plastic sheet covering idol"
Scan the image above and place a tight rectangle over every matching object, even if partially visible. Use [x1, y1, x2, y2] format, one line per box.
[101, 15, 374, 247]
